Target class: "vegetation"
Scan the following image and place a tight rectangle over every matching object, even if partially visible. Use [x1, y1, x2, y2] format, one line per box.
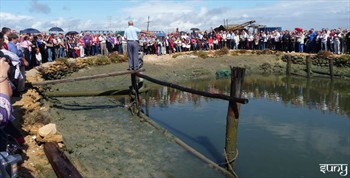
[338, 54, 350, 62]
[317, 50, 333, 59]
[41, 53, 129, 80]
[214, 47, 229, 56]
[256, 49, 275, 55]
[191, 50, 208, 59]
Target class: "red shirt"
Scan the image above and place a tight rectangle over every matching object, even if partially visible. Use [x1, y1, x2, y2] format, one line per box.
[208, 38, 213, 44]
[216, 34, 221, 41]
[3, 43, 8, 50]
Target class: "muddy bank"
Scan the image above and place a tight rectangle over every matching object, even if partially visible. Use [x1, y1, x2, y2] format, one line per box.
[47, 96, 225, 177]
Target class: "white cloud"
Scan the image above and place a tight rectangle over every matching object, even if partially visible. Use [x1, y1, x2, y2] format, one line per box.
[0, 12, 33, 22]
[1, 0, 349, 33]
[117, 0, 349, 32]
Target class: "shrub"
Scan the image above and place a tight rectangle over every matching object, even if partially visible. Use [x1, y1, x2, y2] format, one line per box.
[172, 53, 181, 58]
[214, 47, 229, 56]
[108, 53, 120, 63]
[317, 50, 333, 59]
[230, 51, 239, 56]
[189, 51, 208, 59]
[197, 50, 208, 59]
[257, 49, 274, 55]
[237, 49, 247, 54]
[119, 54, 128, 62]
[338, 54, 350, 61]
[94, 56, 111, 65]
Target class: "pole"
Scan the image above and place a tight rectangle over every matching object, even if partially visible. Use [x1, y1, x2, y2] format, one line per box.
[131, 73, 141, 116]
[147, 16, 150, 32]
[306, 55, 312, 78]
[225, 67, 245, 173]
[328, 58, 334, 80]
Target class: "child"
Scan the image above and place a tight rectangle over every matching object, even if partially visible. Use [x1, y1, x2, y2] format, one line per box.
[35, 48, 42, 65]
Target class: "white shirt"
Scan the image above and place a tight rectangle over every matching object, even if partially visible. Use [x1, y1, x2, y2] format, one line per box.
[36, 52, 42, 62]
[99, 36, 106, 43]
[124, 25, 141, 41]
[274, 32, 281, 42]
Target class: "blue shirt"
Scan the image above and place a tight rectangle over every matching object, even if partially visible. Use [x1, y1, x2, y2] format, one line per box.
[309, 32, 316, 42]
[124, 26, 141, 41]
[7, 42, 23, 58]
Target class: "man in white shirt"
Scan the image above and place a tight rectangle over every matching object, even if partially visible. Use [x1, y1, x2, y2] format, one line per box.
[274, 30, 281, 51]
[99, 34, 108, 55]
[124, 21, 152, 71]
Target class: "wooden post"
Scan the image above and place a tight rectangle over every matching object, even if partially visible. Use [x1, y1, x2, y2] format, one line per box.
[44, 142, 83, 178]
[286, 55, 292, 76]
[225, 67, 245, 173]
[328, 58, 334, 80]
[305, 78, 311, 105]
[286, 75, 292, 101]
[145, 91, 150, 117]
[328, 80, 334, 105]
[131, 73, 141, 116]
[306, 56, 312, 78]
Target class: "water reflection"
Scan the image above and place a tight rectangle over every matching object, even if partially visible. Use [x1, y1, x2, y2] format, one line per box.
[143, 75, 350, 119]
[141, 75, 350, 177]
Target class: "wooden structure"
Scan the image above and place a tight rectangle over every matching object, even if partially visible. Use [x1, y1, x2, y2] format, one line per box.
[225, 67, 245, 174]
[32, 69, 145, 86]
[44, 142, 83, 178]
[34, 66, 248, 178]
[214, 20, 256, 32]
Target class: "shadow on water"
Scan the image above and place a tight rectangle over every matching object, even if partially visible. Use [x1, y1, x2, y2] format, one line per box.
[153, 118, 223, 163]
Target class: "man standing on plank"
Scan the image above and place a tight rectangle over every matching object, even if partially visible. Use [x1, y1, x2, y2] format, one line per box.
[124, 20, 152, 71]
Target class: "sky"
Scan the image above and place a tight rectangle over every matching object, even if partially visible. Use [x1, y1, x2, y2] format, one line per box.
[0, 0, 349, 33]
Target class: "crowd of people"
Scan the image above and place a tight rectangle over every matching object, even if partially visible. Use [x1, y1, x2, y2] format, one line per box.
[0, 26, 350, 94]
[0, 28, 25, 156]
[0, 27, 349, 68]
[139, 28, 350, 55]
[0, 25, 348, 94]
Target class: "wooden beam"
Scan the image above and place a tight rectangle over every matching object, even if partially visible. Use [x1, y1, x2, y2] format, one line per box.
[225, 67, 245, 173]
[44, 142, 83, 178]
[32, 69, 145, 86]
[306, 56, 312, 78]
[44, 88, 149, 97]
[135, 73, 248, 104]
[329, 58, 334, 80]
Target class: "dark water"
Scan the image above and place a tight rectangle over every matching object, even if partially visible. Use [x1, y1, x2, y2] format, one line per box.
[141, 75, 350, 178]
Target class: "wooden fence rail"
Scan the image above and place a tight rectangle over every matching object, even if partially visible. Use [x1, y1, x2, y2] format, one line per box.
[136, 73, 249, 104]
[32, 69, 145, 86]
